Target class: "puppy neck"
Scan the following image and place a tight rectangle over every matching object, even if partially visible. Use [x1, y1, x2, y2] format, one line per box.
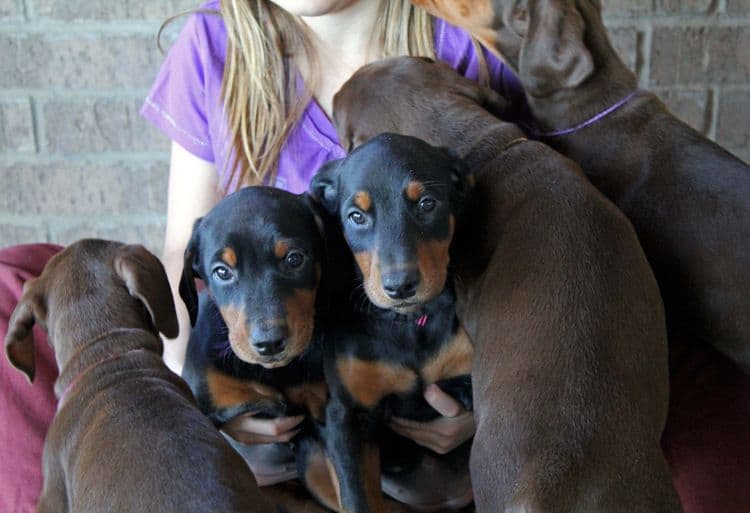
[54, 327, 163, 401]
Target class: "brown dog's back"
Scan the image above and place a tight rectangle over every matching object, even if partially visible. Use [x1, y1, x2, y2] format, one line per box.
[333, 57, 682, 512]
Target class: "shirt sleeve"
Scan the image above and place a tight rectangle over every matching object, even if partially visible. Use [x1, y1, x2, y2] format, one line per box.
[140, 10, 218, 162]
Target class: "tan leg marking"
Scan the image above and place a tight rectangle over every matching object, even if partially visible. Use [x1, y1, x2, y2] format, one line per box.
[304, 446, 343, 512]
[421, 326, 474, 384]
[206, 368, 284, 410]
[284, 381, 328, 422]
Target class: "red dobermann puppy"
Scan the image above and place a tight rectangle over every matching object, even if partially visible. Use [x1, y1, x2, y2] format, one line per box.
[411, 0, 750, 373]
[179, 186, 414, 513]
[310, 133, 475, 513]
[4, 239, 277, 513]
[333, 56, 683, 512]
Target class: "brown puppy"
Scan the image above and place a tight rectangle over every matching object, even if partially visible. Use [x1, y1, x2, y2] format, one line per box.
[4, 239, 276, 513]
[412, 0, 750, 373]
[334, 57, 683, 513]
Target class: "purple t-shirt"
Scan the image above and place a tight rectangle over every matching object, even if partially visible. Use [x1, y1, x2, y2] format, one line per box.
[140, 0, 526, 194]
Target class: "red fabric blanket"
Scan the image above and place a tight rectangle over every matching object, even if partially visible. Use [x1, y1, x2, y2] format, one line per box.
[0, 244, 61, 513]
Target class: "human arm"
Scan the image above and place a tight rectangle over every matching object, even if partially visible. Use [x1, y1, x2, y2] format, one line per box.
[163, 142, 306, 447]
[161, 141, 223, 375]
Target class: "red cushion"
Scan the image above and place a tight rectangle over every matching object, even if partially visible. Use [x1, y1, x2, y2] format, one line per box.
[0, 244, 61, 513]
[662, 337, 750, 512]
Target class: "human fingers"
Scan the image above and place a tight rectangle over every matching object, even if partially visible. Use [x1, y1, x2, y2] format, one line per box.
[423, 383, 463, 418]
[225, 427, 303, 446]
[390, 413, 475, 455]
[222, 413, 304, 442]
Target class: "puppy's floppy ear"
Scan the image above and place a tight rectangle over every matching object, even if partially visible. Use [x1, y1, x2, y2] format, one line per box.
[302, 193, 328, 239]
[309, 159, 344, 214]
[114, 244, 179, 339]
[479, 86, 510, 119]
[4, 279, 46, 383]
[516, 0, 594, 97]
[179, 218, 203, 327]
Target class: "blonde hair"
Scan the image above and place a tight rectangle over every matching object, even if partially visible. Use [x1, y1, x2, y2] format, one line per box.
[220, 0, 436, 190]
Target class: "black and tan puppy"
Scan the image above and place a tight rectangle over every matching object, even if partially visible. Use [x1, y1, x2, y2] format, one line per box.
[180, 187, 332, 424]
[310, 133, 475, 513]
[179, 186, 365, 511]
[4, 239, 276, 513]
[333, 57, 682, 513]
[179, 187, 413, 513]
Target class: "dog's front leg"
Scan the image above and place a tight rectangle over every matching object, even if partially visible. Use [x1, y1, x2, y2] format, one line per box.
[324, 398, 383, 513]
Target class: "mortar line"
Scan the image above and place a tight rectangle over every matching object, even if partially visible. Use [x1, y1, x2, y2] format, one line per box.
[708, 86, 720, 141]
[642, 22, 652, 87]
[27, 95, 41, 154]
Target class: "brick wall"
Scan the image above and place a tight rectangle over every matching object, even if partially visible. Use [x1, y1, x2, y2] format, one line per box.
[1, 0, 749, 252]
[0, 0, 194, 253]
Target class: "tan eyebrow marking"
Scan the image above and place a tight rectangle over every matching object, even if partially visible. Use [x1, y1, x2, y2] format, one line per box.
[354, 191, 371, 211]
[274, 240, 289, 258]
[221, 247, 237, 267]
[406, 180, 425, 201]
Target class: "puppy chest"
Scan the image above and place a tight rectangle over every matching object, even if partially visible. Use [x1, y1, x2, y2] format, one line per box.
[335, 324, 473, 407]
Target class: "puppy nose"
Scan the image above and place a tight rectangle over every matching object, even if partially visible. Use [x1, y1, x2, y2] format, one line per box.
[254, 338, 286, 356]
[251, 324, 288, 356]
[382, 270, 419, 300]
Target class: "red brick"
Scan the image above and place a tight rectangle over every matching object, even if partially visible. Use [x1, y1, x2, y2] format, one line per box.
[50, 221, 164, 255]
[654, 0, 714, 14]
[716, 90, 750, 149]
[607, 27, 639, 73]
[42, 96, 170, 153]
[0, 0, 22, 19]
[656, 89, 710, 135]
[0, 33, 163, 89]
[726, 0, 749, 14]
[601, 0, 652, 15]
[0, 97, 35, 152]
[0, 223, 46, 247]
[32, 0, 199, 21]
[0, 160, 169, 216]
[651, 27, 750, 86]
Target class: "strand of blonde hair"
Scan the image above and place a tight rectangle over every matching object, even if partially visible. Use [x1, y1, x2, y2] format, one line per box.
[221, 0, 435, 191]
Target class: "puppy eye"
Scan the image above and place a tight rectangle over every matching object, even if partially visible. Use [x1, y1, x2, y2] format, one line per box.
[348, 211, 366, 225]
[286, 251, 305, 269]
[418, 197, 436, 213]
[212, 265, 233, 282]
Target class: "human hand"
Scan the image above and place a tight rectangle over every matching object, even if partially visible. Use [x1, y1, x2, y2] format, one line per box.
[389, 384, 475, 455]
[222, 412, 304, 445]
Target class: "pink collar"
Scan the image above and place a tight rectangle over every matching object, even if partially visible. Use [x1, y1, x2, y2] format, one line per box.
[531, 89, 641, 138]
[58, 348, 147, 410]
[56, 327, 154, 410]
[416, 314, 429, 327]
